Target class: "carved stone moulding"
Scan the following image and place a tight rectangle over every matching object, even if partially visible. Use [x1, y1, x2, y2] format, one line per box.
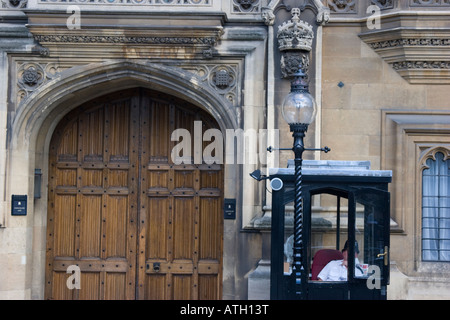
[38, 0, 211, 4]
[360, 27, 450, 84]
[391, 60, 450, 84]
[410, 0, 450, 6]
[32, 34, 222, 60]
[26, 11, 225, 60]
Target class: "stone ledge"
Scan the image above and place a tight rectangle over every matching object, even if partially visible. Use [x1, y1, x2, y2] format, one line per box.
[358, 12, 450, 84]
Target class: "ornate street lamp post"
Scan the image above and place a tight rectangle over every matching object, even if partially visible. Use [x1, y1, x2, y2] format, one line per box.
[280, 66, 330, 298]
[263, 6, 330, 299]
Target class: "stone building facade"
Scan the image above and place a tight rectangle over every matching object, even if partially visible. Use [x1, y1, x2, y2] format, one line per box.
[0, 0, 449, 300]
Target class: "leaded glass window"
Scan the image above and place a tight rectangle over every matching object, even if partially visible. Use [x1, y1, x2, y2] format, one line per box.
[422, 151, 450, 262]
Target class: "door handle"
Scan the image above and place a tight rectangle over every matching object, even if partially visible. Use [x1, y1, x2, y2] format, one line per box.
[377, 246, 389, 266]
[147, 262, 161, 273]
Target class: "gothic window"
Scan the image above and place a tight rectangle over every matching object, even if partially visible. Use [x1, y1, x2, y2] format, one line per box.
[422, 150, 450, 262]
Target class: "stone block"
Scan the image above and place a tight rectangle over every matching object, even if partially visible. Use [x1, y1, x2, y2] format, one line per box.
[322, 109, 380, 136]
[323, 57, 383, 84]
[425, 85, 450, 109]
[247, 260, 270, 300]
[323, 31, 365, 59]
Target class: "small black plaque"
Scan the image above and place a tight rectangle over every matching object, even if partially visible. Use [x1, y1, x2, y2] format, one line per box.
[224, 198, 236, 220]
[12, 195, 27, 216]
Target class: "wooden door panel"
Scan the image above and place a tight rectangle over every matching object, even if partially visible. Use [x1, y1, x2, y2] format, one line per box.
[199, 275, 219, 300]
[146, 98, 170, 163]
[173, 197, 195, 260]
[46, 90, 139, 300]
[145, 274, 166, 300]
[57, 122, 78, 162]
[104, 196, 128, 257]
[107, 102, 131, 161]
[46, 88, 222, 300]
[79, 108, 104, 162]
[52, 272, 73, 300]
[79, 195, 102, 258]
[79, 272, 100, 300]
[146, 197, 169, 259]
[53, 195, 76, 257]
[199, 197, 221, 260]
[104, 273, 127, 300]
[173, 275, 192, 300]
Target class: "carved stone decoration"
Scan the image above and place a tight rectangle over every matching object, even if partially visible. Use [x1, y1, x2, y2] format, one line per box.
[392, 61, 450, 70]
[203, 48, 213, 59]
[213, 69, 231, 89]
[280, 52, 310, 78]
[368, 38, 450, 49]
[208, 65, 237, 103]
[371, 0, 394, 9]
[360, 27, 450, 84]
[262, 6, 275, 26]
[32, 29, 224, 60]
[1, 0, 27, 8]
[420, 147, 450, 171]
[410, 0, 450, 5]
[277, 8, 314, 52]
[327, 0, 357, 13]
[181, 64, 239, 106]
[17, 62, 61, 105]
[38, 0, 211, 4]
[22, 67, 41, 86]
[232, 0, 261, 13]
[314, 0, 331, 24]
[33, 34, 221, 46]
[263, 0, 329, 26]
[277, 7, 315, 78]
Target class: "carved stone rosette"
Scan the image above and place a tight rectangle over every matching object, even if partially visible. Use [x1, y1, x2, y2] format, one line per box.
[16, 62, 61, 105]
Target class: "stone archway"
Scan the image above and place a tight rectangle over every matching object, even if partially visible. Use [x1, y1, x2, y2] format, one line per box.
[6, 60, 238, 299]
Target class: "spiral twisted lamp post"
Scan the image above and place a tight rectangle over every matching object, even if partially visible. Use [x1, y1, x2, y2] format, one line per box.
[269, 65, 330, 298]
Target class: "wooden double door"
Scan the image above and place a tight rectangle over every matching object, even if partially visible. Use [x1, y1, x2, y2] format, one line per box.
[45, 88, 223, 300]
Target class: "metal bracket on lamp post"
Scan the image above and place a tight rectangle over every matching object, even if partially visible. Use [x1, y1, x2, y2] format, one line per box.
[267, 146, 331, 153]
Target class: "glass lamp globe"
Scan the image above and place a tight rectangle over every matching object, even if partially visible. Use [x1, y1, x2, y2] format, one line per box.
[281, 90, 317, 125]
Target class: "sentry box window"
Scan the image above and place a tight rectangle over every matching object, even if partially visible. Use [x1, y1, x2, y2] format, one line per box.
[11, 195, 27, 216]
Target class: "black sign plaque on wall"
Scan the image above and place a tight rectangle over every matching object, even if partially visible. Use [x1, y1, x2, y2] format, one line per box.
[11, 195, 27, 216]
[224, 198, 236, 220]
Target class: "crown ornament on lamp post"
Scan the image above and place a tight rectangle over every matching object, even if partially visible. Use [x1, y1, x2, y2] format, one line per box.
[277, 8, 314, 52]
[277, 7, 315, 78]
